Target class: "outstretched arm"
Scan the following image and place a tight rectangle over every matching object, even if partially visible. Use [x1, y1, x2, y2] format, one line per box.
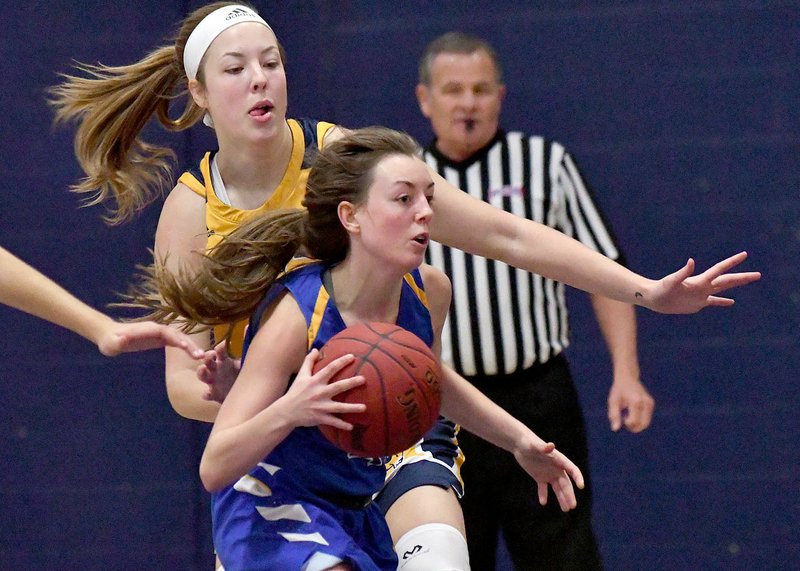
[427, 173, 760, 311]
[422, 264, 583, 510]
[323, 127, 760, 310]
[0, 246, 202, 358]
[590, 295, 654, 432]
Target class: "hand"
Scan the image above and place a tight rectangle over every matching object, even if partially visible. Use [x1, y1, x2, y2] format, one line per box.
[608, 376, 654, 432]
[278, 349, 367, 431]
[646, 251, 761, 314]
[513, 435, 585, 512]
[197, 341, 241, 403]
[98, 321, 203, 359]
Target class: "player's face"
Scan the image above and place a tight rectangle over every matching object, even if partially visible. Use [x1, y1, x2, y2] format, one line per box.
[353, 154, 434, 272]
[417, 49, 506, 162]
[192, 23, 288, 144]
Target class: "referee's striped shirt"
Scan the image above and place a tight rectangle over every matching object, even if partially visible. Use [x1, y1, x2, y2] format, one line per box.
[424, 130, 626, 378]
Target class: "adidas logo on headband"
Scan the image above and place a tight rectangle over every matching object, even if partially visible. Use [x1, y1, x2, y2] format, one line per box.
[226, 7, 254, 20]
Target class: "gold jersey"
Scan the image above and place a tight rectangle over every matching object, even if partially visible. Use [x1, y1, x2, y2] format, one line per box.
[179, 118, 335, 355]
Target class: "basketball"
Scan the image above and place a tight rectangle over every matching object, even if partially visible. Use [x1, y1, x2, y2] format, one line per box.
[313, 322, 442, 457]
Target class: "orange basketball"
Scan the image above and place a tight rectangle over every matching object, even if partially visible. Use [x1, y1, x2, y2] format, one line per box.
[313, 322, 442, 457]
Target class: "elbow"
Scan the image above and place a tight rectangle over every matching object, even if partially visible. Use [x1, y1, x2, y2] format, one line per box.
[166, 390, 192, 419]
[165, 376, 219, 423]
[199, 458, 227, 493]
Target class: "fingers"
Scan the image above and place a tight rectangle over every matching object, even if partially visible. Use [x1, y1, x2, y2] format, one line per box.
[610, 400, 653, 433]
[197, 351, 218, 383]
[704, 295, 735, 308]
[657, 258, 696, 294]
[608, 402, 622, 432]
[320, 411, 362, 432]
[698, 252, 760, 298]
[701, 251, 748, 278]
[298, 348, 322, 375]
[550, 473, 578, 511]
[197, 365, 212, 383]
[710, 271, 762, 292]
[624, 409, 651, 433]
[213, 340, 228, 358]
[100, 322, 174, 356]
[624, 398, 654, 433]
[203, 349, 219, 367]
[327, 375, 366, 398]
[624, 411, 649, 433]
[539, 476, 578, 512]
[313, 376, 366, 432]
[537, 482, 549, 506]
[558, 453, 584, 490]
[290, 351, 367, 430]
[310, 352, 356, 381]
[539, 441, 555, 454]
[161, 328, 204, 358]
[671, 258, 695, 284]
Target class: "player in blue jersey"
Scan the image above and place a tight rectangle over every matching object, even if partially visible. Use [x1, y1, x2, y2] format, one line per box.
[130, 127, 585, 570]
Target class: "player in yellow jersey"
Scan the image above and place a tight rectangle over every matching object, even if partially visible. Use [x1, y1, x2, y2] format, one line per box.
[50, 3, 759, 569]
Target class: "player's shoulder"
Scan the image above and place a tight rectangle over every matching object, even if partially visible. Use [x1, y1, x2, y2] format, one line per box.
[160, 181, 206, 221]
[419, 264, 451, 303]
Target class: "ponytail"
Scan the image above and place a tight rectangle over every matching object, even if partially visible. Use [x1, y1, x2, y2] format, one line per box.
[48, 1, 249, 224]
[124, 209, 306, 330]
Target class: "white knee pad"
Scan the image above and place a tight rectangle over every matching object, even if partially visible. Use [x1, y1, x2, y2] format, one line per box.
[395, 523, 470, 571]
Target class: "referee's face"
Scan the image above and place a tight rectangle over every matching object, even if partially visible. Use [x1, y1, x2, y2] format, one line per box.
[417, 49, 506, 162]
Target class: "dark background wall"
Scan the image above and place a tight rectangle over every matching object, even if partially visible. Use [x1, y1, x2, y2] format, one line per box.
[1, 1, 796, 569]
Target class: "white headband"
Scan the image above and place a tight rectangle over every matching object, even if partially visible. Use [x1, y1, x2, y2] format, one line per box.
[183, 5, 272, 80]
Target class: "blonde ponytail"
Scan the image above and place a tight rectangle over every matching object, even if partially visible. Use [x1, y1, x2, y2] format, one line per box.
[48, 2, 247, 224]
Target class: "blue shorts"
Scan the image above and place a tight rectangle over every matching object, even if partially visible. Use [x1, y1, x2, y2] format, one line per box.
[212, 476, 397, 571]
[375, 459, 462, 514]
[375, 417, 464, 513]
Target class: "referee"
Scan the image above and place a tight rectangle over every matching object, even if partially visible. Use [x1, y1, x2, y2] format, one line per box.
[416, 32, 655, 570]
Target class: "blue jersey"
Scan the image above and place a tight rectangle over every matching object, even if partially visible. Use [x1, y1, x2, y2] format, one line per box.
[242, 261, 434, 498]
[211, 261, 434, 570]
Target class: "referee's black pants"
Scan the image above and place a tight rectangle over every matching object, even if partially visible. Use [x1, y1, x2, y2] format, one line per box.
[458, 354, 602, 571]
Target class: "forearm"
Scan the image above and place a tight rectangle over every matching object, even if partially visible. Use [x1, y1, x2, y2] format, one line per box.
[589, 294, 641, 379]
[199, 401, 295, 491]
[0, 247, 113, 343]
[165, 343, 220, 422]
[428, 179, 656, 305]
[439, 366, 532, 454]
[165, 369, 220, 422]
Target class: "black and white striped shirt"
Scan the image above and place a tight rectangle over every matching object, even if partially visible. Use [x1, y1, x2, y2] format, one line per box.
[424, 130, 625, 378]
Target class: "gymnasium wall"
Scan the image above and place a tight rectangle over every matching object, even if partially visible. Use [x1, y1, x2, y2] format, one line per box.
[1, 1, 796, 569]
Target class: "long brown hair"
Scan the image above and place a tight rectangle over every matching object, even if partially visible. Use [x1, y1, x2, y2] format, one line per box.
[126, 127, 421, 330]
[48, 2, 274, 224]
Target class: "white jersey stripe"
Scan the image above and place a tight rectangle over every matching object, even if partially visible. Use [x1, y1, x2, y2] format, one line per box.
[467, 162, 497, 374]
[487, 143, 517, 373]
